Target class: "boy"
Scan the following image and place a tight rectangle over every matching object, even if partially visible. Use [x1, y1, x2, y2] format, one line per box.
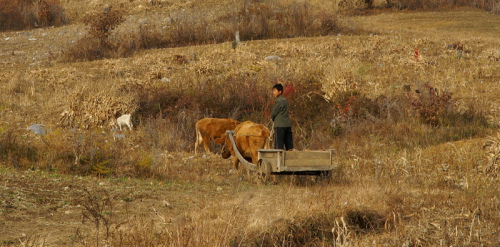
[271, 83, 293, 151]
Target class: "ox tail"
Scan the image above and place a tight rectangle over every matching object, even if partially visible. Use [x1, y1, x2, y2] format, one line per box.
[195, 127, 202, 154]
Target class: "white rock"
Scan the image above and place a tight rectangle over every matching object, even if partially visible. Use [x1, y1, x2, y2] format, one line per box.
[265, 55, 283, 61]
[27, 124, 48, 135]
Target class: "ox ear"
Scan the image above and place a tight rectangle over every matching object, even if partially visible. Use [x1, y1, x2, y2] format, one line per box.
[214, 135, 226, 144]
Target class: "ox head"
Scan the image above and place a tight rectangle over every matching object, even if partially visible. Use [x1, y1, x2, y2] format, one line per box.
[214, 134, 232, 159]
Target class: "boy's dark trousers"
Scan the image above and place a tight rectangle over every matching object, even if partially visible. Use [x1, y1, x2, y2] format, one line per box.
[274, 127, 293, 150]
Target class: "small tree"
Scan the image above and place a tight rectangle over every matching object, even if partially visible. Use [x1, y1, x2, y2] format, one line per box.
[83, 6, 124, 46]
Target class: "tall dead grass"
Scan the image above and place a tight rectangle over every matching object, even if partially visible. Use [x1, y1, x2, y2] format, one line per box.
[63, 1, 345, 61]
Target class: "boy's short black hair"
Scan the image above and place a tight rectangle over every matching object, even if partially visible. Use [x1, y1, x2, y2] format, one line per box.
[272, 83, 284, 93]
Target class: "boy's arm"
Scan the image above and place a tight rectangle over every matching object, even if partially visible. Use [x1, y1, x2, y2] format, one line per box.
[270, 100, 281, 121]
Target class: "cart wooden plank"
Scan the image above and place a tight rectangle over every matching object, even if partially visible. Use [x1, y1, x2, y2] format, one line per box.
[284, 151, 331, 167]
[258, 149, 334, 173]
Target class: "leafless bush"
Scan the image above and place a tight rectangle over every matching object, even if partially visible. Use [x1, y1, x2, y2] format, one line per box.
[64, 6, 124, 61]
[0, 128, 38, 169]
[410, 83, 454, 126]
[77, 187, 115, 245]
[0, 0, 67, 31]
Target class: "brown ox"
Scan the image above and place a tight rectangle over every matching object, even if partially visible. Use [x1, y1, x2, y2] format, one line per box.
[195, 118, 240, 154]
[215, 121, 270, 170]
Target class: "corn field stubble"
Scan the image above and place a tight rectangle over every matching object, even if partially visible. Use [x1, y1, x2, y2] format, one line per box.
[1, 1, 500, 246]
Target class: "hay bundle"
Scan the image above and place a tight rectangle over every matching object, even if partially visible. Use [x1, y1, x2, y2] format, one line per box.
[59, 86, 137, 129]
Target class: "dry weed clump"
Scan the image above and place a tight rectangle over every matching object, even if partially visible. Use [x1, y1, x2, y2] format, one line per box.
[384, 0, 500, 13]
[29, 126, 168, 178]
[0, 0, 67, 31]
[239, 213, 338, 246]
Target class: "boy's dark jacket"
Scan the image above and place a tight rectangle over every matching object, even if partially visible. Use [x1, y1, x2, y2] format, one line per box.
[271, 95, 291, 127]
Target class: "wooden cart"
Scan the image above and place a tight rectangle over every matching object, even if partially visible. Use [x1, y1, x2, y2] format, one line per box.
[226, 131, 335, 182]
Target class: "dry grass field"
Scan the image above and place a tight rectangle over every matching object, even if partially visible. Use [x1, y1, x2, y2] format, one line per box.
[1, 0, 500, 246]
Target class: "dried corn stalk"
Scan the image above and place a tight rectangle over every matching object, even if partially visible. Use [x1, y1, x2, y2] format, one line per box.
[483, 48, 500, 61]
[483, 133, 500, 175]
[59, 86, 137, 129]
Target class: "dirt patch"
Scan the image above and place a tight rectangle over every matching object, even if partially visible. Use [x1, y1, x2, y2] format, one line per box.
[0, 161, 241, 246]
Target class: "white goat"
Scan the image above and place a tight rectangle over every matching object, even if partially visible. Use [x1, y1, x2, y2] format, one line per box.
[116, 114, 133, 131]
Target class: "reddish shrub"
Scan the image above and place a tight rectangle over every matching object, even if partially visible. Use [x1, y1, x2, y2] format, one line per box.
[410, 83, 454, 126]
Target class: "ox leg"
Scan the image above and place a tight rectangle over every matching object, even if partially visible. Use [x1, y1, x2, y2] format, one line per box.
[250, 152, 259, 178]
[194, 131, 210, 154]
[232, 157, 240, 170]
[202, 136, 211, 153]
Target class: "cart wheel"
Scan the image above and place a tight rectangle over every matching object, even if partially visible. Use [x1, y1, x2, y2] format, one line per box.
[257, 159, 272, 184]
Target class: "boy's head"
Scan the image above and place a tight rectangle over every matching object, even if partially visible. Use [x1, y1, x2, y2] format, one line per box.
[272, 83, 283, 98]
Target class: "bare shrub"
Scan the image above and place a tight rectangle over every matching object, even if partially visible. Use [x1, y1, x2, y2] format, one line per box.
[0, 128, 38, 169]
[319, 12, 342, 35]
[64, 6, 124, 61]
[410, 83, 454, 126]
[84, 6, 124, 45]
[63, 37, 106, 61]
[0, 0, 67, 31]
[344, 208, 386, 233]
[407, 82, 488, 133]
[76, 187, 115, 245]
[137, 24, 168, 49]
[332, 90, 380, 123]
